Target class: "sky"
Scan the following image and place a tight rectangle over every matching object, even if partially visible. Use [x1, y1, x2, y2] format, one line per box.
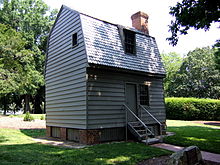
[44, 0, 219, 56]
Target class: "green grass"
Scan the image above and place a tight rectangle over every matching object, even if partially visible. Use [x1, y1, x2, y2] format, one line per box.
[0, 128, 171, 165]
[9, 114, 46, 120]
[164, 120, 220, 154]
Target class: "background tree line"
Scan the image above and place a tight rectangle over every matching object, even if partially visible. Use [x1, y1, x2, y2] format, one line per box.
[163, 0, 219, 99]
[0, 0, 57, 115]
[0, 0, 219, 115]
[162, 47, 220, 99]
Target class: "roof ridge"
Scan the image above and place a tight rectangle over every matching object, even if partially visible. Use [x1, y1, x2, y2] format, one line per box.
[62, 5, 153, 38]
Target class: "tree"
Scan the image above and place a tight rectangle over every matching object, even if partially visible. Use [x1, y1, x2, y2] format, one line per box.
[167, 0, 220, 69]
[0, 0, 57, 113]
[168, 47, 220, 99]
[167, 0, 220, 46]
[0, 24, 44, 114]
[214, 40, 220, 70]
[161, 52, 183, 96]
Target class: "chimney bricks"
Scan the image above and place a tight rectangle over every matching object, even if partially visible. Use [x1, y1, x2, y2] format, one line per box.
[131, 11, 149, 35]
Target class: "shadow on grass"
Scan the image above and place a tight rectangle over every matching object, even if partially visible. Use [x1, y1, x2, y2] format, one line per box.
[0, 135, 8, 143]
[164, 126, 220, 154]
[204, 122, 220, 126]
[0, 142, 172, 165]
[20, 129, 46, 138]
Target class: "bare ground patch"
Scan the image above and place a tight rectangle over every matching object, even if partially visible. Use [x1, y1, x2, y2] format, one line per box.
[0, 116, 46, 129]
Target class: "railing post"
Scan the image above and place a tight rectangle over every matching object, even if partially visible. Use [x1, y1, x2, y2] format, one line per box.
[139, 105, 142, 121]
[159, 124, 162, 136]
[125, 108, 128, 141]
[145, 126, 148, 145]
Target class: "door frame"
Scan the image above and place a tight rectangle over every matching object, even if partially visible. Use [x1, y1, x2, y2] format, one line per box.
[125, 82, 139, 118]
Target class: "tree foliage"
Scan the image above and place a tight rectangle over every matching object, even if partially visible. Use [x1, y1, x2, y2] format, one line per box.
[167, 0, 220, 70]
[0, 0, 57, 113]
[161, 52, 183, 96]
[167, 47, 220, 99]
[167, 0, 220, 46]
[214, 40, 220, 70]
[0, 0, 57, 72]
[0, 24, 44, 113]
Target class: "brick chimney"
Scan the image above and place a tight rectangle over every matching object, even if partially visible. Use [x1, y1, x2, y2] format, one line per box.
[131, 11, 149, 35]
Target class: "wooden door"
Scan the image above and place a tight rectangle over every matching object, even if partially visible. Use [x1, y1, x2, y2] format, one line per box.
[125, 83, 137, 121]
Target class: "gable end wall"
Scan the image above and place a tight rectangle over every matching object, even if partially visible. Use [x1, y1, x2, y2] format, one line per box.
[45, 7, 87, 129]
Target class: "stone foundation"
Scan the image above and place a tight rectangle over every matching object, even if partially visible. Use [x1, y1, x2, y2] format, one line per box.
[46, 123, 166, 144]
[46, 126, 124, 144]
[46, 126, 51, 137]
[60, 127, 67, 140]
[79, 129, 101, 144]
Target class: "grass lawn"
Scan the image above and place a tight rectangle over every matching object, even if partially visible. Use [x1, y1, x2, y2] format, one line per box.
[0, 129, 171, 165]
[164, 120, 220, 154]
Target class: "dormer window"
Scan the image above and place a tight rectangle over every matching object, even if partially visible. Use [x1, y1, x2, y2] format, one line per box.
[72, 33, 77, 47]
[123, 29, 136, 55]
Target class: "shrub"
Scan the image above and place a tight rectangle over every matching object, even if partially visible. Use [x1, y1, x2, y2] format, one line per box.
[165, 97, 220, 120]
[23, 112, 35, 121]
[40, 115, 45, 120]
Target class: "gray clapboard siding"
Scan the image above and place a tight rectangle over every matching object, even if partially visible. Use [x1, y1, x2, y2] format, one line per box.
[46, 85, 86, 96]
[46, 111, 86, 115]
[46, 65, 86, 81]
[46, 93, 85, 101]
[46, 89, 86, 99]
[46, 48, 86, 70]
[87, 68, 166, 129]
[47, 116, 86, 120]
[48, 123, 85, 129]
[50, 22, 82, 43]
[48, 121, 86, 129]
[50, 19, 81, 43]
[48, 34, 83, 55]
[46, 7, 87, 129]
[46, 70, 86, 84]
[50, 15, 79, 40]
[46, 53, 86, 75]
[46, 77, 85, 91]
[46, 99, 86, 106]
[46, 106, 86, 112]
[47, 96, 85, 105]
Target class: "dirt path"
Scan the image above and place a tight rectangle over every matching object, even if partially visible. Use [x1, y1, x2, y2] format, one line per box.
[0, 116, 46, 129]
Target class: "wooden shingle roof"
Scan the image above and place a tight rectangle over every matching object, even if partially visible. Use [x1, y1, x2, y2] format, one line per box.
[64, 6, 165, 75]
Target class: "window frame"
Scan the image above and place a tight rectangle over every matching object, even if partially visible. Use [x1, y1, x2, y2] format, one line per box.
[139, 84, 149, 106]
[123, 29, 136, 55]
[72, 33, 78, 47]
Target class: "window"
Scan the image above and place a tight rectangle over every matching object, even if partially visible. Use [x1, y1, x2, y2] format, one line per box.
[139, 85, 149, 105]
[123, 29, 135, 54]
[72, 33, 77, 47]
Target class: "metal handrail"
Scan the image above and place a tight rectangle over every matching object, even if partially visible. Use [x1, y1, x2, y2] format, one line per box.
[123, 104, 149, 143]
[139, 104, 163, 136]
[123, 104, 148, 128]
[139, 104, 162, 126]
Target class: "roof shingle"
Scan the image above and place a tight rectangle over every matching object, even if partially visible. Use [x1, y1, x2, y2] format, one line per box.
[80, 13, 165, 75]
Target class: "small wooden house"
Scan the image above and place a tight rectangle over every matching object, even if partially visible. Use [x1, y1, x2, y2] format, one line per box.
[45, 5, 166, 144]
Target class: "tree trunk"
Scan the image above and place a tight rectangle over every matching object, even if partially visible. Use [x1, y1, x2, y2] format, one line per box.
[33, 94, 42, 114]
[43, 101, 46, 113]
[3, 104, 7, 115]
[3, 96, 7, 115]
[23, 94, 31, 113]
